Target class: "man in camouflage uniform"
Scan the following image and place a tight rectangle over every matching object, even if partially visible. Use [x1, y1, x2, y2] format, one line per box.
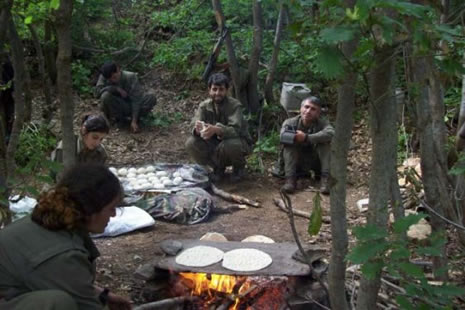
[279, 96, 334, 194]
[185, 73, 252, 182]
[95, 61, 156, 133]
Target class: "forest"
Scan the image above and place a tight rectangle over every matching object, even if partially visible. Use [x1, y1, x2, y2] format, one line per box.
[1, 0, 465, 309]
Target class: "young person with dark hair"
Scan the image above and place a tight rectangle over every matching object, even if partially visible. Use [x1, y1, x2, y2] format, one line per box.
[95, 61, 156, 133]
[0, 164, 132, 309]
[51, 113, 110, 180]
[185, 73, 252, 182]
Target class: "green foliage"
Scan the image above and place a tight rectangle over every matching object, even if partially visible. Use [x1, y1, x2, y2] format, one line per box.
[71, 60, 92, 94]
[347, 214, 465, 309]
[247, 129, 280, 173]
[15, 123, 57, 170]
[307, 192, 322, 236]
[449, 151, 465, 176]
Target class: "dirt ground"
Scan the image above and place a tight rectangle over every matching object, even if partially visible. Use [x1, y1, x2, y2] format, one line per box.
[66, 69, 371, 305]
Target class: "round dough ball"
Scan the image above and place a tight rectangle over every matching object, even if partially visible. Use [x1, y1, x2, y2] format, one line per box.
[118, 168, 128, 176]
[156, 171, 167, 177]
[160, 176, 170, 181]
[152, 183, 165, 189]
[172, 171, 181, 178]
[163, 179, 173, 186]
[146, 166, 155, 173]
[128, 167, 137, 174]
[127, 172, 136, 179]
[109, 167, 117, 174]
[137, 178, 148, 185]
[173, 176, 183, 185]
[146, 172, 156, 177]
[137, 167, 146, 174]
[149, 176, 160, 183]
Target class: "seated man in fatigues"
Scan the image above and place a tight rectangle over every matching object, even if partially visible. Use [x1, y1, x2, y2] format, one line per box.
[95, 61, 156, 133]
[185, 73, 252, 182]
[279, 96, 334, 194]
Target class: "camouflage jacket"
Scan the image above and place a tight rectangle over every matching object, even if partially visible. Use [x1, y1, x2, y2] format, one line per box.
[280, 115, 334, 146]
[0, 216, 103, 309]
[191, 96, 252, 144]
[51, 135, 108, 165]
[95, 70, 145, 117]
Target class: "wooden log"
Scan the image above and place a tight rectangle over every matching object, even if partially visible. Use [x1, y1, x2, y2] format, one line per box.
[211, 184, 261, 208]
[133, 296, 196, 310]
[273, 198, 330, 223]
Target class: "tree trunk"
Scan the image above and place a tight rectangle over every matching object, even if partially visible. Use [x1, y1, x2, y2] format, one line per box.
[328, 30, 358, 310]
[264, 2, 286, 105]
[246, 0, 263, 114]
[28, 23, 54, 122]
[54, 0, 76, 169]
[211, 0, 246, 106]
[5, 14, 27, 181]
[44, 21, 57, 85]
[356, 46, 397, 310]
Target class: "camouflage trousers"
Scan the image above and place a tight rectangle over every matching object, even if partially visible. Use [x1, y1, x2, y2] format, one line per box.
[100, 91, 156, 123]
[185, 135, 251, 170]
[0, 290, 79, 310]
[281, 142, 331, 178]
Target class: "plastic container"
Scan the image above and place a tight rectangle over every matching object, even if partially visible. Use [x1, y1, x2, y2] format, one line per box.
[280, 82, 311, 112]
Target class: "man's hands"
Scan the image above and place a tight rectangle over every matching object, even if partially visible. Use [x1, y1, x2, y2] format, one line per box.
[294, 130, 307, 144]
[107, 292, 132, 310]
[116, 87, 128, 98]
[195, 121, 221, 140]
[130, 119, 140, 133]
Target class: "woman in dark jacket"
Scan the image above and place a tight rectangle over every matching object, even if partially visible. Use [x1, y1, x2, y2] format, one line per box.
[0, 164, 131, 309]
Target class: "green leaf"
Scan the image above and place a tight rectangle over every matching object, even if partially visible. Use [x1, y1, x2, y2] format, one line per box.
[393, 213, 425, 234]
[24, 186, 40, 197]
[24, 16, 33, 24]
[352, 224, 388, 241]
[390, 247, 410, 260]
[35, 175, 54, 184]
[360, 261, 383, 279]
[308, 193, 322, 236]
[320, 26, 355, 44]
[398, 262, 424, 278]
[314, 45, 344, 79]
[396, 295, 415, 310]
[50, 0, 60, 10]
[347, 241, 389, 264]
[378, 0, 427, 18]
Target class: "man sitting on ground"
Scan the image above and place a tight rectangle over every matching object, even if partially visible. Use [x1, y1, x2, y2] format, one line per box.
[95, 61, 156, 133]
[278, 96, 334, 194]
[185, 73, 252, 182]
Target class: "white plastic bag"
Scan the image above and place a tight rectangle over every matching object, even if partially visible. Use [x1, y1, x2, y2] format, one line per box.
[93, 206, 155, 238]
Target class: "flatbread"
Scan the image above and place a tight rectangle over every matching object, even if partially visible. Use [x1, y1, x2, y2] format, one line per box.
[222, 248, 272, 272]
[175, 246, 224, 267]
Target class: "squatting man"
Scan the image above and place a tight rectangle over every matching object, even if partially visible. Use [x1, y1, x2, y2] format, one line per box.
[278, 96, 334, 194]
[185, 73, 252, 182]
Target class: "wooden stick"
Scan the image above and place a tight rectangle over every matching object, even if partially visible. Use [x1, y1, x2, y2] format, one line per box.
[211, 184, 261, 208]
[213, 204, 248, 214]
[273, 198, 330, 223]
[133, 296, 196, 310]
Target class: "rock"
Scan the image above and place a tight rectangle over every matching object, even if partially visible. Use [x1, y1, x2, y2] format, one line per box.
[199, 232, 228, 242]
[241, 235, 275, 243]
[160, 240, 183, 256]
[407, 219, 432, 240]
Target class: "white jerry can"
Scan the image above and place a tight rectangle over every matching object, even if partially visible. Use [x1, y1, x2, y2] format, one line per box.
[280, 82, 311, 112]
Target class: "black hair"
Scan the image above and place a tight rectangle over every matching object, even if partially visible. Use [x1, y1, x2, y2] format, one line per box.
[81, 114, 110, 134]
[207, 73, 229, 89]
[302, 96, 322, 107]
[100, 61, 118, 79]
[32, 164, 122, 230]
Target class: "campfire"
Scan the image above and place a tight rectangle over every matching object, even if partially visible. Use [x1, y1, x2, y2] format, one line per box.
[171, 272, 289, 309]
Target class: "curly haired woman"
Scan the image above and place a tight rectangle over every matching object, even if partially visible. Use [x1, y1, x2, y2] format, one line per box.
[0, 164, 131, 309]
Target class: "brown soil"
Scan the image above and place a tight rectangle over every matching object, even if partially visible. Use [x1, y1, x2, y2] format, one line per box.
[76, 69, 371, 305]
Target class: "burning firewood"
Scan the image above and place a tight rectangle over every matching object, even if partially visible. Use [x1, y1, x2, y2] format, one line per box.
[211, 184, 261, 208]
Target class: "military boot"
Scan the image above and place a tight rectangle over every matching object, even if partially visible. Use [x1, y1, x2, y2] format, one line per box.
[281, 176, 297, 194]
[320, 175, 330, 195]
